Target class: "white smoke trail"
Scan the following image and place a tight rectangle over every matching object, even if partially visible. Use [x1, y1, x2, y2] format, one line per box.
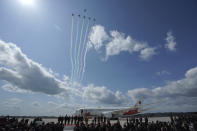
[73, 17, 80, 82]
[76, 17, 85, 81]
[79, 19, 90, 81]
[81, 22, 95, 81]
[81, 43, 88, 81]
[70, 15, 74, 84]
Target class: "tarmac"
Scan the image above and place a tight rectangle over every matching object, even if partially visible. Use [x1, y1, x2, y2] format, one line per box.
[19, 117, 171, 131]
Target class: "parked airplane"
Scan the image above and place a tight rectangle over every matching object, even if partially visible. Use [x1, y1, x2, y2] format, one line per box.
[74, 100, 152, 118]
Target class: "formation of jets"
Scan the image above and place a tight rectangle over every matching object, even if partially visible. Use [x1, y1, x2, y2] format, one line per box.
[72, 9, 96, 22]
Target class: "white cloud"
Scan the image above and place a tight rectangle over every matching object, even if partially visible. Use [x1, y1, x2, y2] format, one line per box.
[0, 39, 196, 113]
[127, 66, 197, 111]
[83, 84, 127, 105]
[0, 98, 23, 115]
[4, 98, 23, 105]
[32, 101, 40, 107]
[133, 42, 148, 52]
[139, 47, 157, 61]
[156, 70, 171, 76]
[48, 101, 58, 106]
[0, 40, 126, 106]
[1, 83, 29, 93]
[0, 40, 77, 97]
[47, 102, 78, 115]
[105, 31, 152, 60]
[88, 25, 157, 61]
[149, 97, 197, 112]
[89, 25, 109, 50]
[106, 31, 132, 56]
[165, 31, 177, 51]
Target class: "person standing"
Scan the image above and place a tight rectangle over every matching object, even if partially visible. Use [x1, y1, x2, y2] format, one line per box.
[94, 116, 97, 124]
[64, 115, 68, 125]
[68, 116, 70, 125]
[104, 116, 106, 124]
[85, 116, 89, 125]
[74, 115, 77, 124]
[71, 115, 73, 125]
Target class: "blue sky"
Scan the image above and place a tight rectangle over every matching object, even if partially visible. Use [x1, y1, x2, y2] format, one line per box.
[0, 0, 197, 116]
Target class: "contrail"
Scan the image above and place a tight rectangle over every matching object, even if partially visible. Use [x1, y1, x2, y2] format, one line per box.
[79, 19, 90, 81]
[70, 14, 74, 84]
[73, 16, 80, 82]
[81, 20, 95, 81]
[81, 39, 89, 81]
[81, 42, 88, 81]
[76, 16, 85, 81]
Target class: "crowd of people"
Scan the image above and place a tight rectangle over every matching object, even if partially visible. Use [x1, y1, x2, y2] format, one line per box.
[73, 115, 197, 131]
[0, 116, 64, 131]
[58, 115, 84, 125]
[57, 115, 107, 125]
[0, 115, 197, 131]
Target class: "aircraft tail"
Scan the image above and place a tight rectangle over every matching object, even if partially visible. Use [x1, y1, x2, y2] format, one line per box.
[134, 100, 142, 107]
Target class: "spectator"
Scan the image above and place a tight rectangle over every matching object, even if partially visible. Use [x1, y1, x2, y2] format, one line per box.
[0, 114, 196, 131]
[0, 116, 64, 131]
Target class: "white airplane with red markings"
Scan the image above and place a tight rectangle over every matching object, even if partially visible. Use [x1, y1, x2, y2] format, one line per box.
[74, 100, 153, 118]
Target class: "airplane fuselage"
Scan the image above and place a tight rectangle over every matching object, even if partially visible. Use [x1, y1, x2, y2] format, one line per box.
[74, 107, 140, 118]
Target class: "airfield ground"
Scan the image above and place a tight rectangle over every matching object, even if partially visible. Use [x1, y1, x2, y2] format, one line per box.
[19, 117, 171, 131]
